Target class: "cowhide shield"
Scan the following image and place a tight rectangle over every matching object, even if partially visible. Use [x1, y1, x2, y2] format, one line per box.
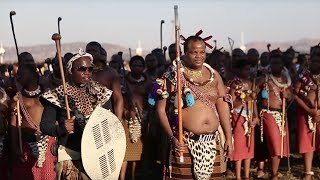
[81, 105, 126, 180]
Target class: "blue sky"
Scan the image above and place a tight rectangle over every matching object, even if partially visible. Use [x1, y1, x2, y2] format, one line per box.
[0, 0, 319, 50]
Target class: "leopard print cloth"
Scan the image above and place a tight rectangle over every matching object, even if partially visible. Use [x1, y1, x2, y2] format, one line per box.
[185, 132, 218, 180]
[42, 81, 112, 118]
[28, 135, 49, 167]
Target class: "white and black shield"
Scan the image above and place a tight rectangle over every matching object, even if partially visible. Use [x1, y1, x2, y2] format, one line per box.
[81, 105, 126, 180]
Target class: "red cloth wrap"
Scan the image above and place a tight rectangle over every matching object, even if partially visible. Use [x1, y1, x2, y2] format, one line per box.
[12, 136, 56, 180]
[261, 111, 290, 157]
[296, 107, 316, 153]
[230, 113, 254, 161]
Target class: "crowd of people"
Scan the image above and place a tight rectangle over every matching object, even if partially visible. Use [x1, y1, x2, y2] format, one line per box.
[0, 34, 319, 180]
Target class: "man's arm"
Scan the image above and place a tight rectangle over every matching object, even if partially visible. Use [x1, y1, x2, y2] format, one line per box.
[40, 99, 67, 137]
[111, 72, 124, 120]
[215, 72, 233, 156]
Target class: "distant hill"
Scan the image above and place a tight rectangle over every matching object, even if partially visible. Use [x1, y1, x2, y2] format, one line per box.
[2, 38, 320, 64]
[245, 38, 320, 54]
[2, 42, 141, 63]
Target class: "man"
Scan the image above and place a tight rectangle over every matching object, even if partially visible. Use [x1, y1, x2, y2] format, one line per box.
[258, 49, 293, 180]
[156, 36, 233, 179]
[168, 43, 182, 65]
[40, 50, 112, 179]
[205, 49, 227, 79]
[86, 42, 123, 120]
[119, 55, 152, 180]
[294, 53, 320, 180]
[229, 58, 259, 180]
[151, 48, 166, 77]
[11, 64, 55, 180]
[144, 53, 159, 83]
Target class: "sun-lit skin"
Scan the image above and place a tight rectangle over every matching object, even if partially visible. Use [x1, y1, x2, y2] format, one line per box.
[70, 56, 93, 86]
[184, 40, 206, 70]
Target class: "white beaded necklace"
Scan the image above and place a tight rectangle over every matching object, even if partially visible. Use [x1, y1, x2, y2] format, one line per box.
[269, 67, 292, 88]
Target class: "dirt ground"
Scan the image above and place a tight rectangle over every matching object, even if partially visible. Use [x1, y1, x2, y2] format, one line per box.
[225, 154, 320, 179]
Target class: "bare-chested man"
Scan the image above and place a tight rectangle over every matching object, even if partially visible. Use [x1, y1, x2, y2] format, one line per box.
[119, 55, 152, 180]
[229, 58, 259, 180]
[258, 49, 293, 180]
[294, 50, 320, 180]
[156, 36, 232, 179]
[10, 64, 55, 179]
[86, 42, 123, 120]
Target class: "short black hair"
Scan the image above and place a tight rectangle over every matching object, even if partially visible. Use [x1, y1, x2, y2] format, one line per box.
[183, 36, 204, 54]
[86, 41, 102, 49]
[18, 52, 35, 66]
[17, 64, 39, 85]
[129, 55, 145, 67]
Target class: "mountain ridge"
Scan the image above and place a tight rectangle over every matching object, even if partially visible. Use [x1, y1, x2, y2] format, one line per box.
[2, 38, 320, 63]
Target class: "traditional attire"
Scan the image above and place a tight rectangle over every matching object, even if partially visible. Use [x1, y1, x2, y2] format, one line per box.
[122, 116, 143, 161]
[297, 107, 317, 153]
[11, 90, 56, 180]
[296, 71, 318, 153]
[40, 80, 112, 180]
[260, 109, 290, 157]
[231, 109, 254, 161]
[150, 62, 228, 179]
[11, 135, 56, 180]
[169, 131, 224, 180]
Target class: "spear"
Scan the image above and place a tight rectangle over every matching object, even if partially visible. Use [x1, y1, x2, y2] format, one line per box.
[174, 5, 184, 163]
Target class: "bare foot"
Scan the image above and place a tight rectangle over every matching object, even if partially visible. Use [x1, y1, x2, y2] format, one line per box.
[256, 169, 265, 178]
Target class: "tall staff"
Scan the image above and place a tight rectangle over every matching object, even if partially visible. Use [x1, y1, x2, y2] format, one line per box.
[58, 17, 62, 35]
[280, 87, 286, 158]
[228, 37, 234, 69]
[174, 5, 184, 163]
[52, 33, 71, 123]
[10, 11, 19, 58]
[160, 20, 165, 49]
[247, 78, 256, 149]
[313, 83, 318, 146]
[13, 95, 24, 162]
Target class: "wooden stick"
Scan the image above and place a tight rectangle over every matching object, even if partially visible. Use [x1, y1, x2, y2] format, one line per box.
[247, 78, 256, 149]
[174, 5, 184, 163]
[313, 83, 318, 147]
[13, 94, 24, 161]
[280, 87, 286, 158]
[51, 33, 71, 121]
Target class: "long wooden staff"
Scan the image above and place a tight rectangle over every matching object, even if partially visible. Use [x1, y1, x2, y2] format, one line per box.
[247, 78, 256, 149]
[174, 5, 184, 163]
[280, 87, 286, 158]
[51, 33, 71, 122]
[313, 83, 318, 146]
